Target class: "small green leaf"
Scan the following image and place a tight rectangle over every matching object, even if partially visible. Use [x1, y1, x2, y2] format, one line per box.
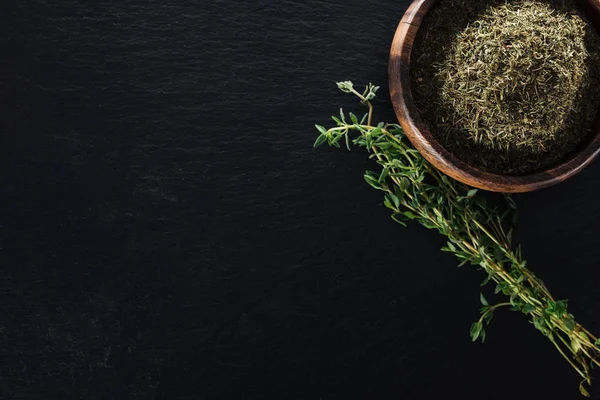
[391, 213, 407, 227]
[499, 282, 511, 295]
[383, 197, 393, 210]
[315, 124, 327, 135]
[479, 293, 488, 306]
[446, 241, 456, 252]
[314, 133, 327, 147]
[337, 81, 354, 93]
[365, 84, 380, 101]
[369, 127, 383, 137]
[390, 193, 400, 208]
[549, 300, 568, 316]
[349, 112, 359, 124]
[470, 321, 483, 342]
[523, 304, 536, 314]
[364, 173, 382, 190]
[532, 317, 548, 335]
[595, 339, 600, 347]
[480, 272, 494, 286]
[467, 189, 478, 198]
[470, 256, 483, 266]
[580, 332, 590, 342]
[422, 221, 437, 230]
[393, 185, 404, 201]
[483, 310, 494, 325]
[564, 318, 575, 332]
[509, 295, 520, 308]
[339, 108, 346, 123]
[379, 167, 389, 182]
[331, 116, 343, 125]
[404, 211, 417, 220]
[345, 132, 351, 151]
[571, 337, 582, 353]
[400, 178, 410, 191]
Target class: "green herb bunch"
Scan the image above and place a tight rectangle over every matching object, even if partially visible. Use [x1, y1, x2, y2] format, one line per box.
[314, 81, 600, 396]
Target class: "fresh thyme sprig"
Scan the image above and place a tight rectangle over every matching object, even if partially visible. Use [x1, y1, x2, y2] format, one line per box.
[314, 81, 600, 397]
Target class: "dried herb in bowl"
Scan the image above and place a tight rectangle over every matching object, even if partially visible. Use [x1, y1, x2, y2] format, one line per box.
[411, 0, 600, 174]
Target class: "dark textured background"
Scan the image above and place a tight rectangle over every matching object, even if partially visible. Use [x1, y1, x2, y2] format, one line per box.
[2, 1, 600, 399]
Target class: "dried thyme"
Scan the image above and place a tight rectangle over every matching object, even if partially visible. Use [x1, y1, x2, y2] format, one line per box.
[411, 0, 600, 174]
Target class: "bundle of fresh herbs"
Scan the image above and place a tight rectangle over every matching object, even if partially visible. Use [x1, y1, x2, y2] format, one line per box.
[314, 81, 600, 396]
[411, 0, 600, 174]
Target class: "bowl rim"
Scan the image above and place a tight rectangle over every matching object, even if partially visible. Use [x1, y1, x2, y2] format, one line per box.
[388, 0, 600, 193]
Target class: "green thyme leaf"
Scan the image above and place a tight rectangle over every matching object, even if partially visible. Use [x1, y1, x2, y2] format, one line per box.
[564, 318, 575, 332]
[470, 321, 483, 342]
[314, 133, 327, 148]
[337, 81, 354, 93]
[480, 293, 489, 306]
[404, 211, 417, 220]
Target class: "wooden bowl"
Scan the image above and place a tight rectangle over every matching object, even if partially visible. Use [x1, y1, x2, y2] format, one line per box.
[389, 0, 600, 193]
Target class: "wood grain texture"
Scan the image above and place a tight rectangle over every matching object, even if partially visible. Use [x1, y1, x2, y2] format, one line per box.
[389, 0, 600, 193]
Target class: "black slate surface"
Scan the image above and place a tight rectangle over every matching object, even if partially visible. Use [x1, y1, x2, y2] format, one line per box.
[2, 0, 600, 399]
